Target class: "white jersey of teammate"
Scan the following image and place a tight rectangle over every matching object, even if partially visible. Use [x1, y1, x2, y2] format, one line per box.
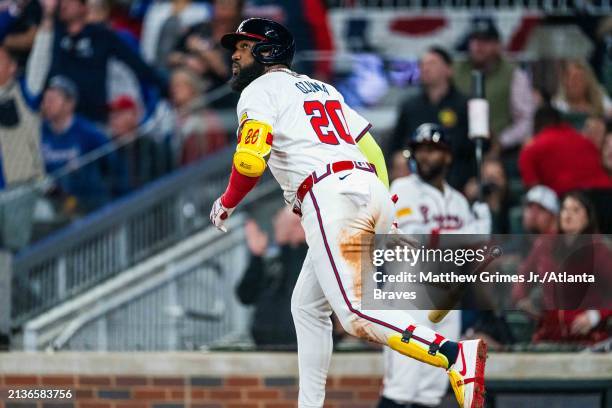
[237, 68, 370, 204]
[382, 174, 489, 406]
[390, 174, 490, 235]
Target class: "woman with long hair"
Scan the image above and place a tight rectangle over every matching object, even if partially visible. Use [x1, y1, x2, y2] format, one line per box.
[513, 191, 612, 344]
[553, 59, 612, 125]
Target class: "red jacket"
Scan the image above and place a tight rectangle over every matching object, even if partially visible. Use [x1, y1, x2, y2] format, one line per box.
[519, 124, 612, 195]
[513, 234, 612, 344]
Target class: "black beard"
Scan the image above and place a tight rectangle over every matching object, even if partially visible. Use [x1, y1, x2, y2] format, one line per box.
[416, 161, 447, 183]
[230, 61, 266, 92]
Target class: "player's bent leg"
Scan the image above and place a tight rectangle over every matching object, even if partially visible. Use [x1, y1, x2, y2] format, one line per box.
[300, 177, 461, 369]
[291, 251, 334, 408]
[299, 174, 486, 407]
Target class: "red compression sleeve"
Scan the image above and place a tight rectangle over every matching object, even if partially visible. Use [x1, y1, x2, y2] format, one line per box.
[220, 165, 261, 208]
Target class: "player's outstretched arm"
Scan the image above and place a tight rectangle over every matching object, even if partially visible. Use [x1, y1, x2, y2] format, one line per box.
[356, 132, 389, 189]
[209, 120, 273, 232]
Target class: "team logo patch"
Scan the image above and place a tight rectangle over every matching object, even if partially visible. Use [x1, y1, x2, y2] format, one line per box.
[438, 109, 457, 128]
[396, 207, 412, 217]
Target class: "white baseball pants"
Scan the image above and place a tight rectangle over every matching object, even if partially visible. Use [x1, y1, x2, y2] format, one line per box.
[291, 169, 447, 408]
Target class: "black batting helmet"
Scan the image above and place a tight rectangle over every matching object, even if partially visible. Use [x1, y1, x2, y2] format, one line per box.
[221, 18, 295, 67]
[410, 123, 450, 150]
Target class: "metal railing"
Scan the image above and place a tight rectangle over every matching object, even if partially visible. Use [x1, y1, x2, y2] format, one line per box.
[11, 148, 280, 327]
[6, 51, 331, 328]
[22, 215, 251, 351]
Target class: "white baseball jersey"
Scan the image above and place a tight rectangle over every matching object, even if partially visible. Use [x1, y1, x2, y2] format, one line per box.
[390, 174, 489, 235]
[237, 68, 371, 204]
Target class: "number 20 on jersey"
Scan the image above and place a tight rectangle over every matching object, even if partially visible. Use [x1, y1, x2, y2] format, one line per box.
[304, 100, 355, 145]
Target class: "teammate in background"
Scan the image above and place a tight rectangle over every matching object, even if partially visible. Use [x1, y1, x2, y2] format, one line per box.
[380, 124, 491, 408]
[209, 19, 487, 408]
[391, 124, 491, 235]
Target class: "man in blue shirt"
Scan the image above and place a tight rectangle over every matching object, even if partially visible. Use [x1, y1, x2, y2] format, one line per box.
[41, 75, 112, 212]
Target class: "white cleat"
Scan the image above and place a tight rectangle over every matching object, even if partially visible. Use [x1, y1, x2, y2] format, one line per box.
[447, 339, 487, 408]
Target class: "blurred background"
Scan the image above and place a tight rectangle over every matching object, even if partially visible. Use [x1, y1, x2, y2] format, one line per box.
[0, 0, 611, 407]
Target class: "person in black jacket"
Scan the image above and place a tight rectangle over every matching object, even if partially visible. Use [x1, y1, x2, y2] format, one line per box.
[388, 46, 475, 191]
[236, 207, 307, 349]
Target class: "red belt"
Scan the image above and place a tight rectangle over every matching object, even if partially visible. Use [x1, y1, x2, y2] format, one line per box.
[292, 160, 377, 216]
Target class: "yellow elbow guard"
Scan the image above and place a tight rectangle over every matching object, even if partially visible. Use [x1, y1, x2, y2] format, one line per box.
[233, 120, 273, 177]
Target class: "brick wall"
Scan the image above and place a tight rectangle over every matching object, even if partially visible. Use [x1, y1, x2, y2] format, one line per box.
[1, 352, 610, 408]
[0, 374, 383, 408]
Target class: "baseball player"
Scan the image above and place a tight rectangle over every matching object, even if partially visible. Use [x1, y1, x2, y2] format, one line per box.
[209, 19, 487, 408]
[380, 124, 491, 408]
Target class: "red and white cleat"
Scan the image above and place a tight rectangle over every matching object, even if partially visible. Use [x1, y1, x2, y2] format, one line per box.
[447, 339, 487, 408]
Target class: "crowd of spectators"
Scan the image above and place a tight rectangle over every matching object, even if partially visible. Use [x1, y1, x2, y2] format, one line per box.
[0, 0, 251, 245]
[389, 16, 612, 236]
[0, 0, 337, 247]
[386, 15, 612, 351]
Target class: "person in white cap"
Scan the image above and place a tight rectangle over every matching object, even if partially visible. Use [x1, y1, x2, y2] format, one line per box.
[522, 185, 559, 235]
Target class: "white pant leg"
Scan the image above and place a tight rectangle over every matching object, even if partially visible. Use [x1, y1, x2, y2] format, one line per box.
[382, 310, 461, 407]
[299, 171, 443, 349]
[291, 250, 334, 408]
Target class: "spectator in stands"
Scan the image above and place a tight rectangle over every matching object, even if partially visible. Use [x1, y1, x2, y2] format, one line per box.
[454, 17, 534, 179]
[522, 185, 559, 235]
[40, 75, 112, 212]
[553, 59, 612, 129]
[0, 0, 41, 68]
[519, 105, 612, 195]
[169, 67, 227, 165]
[583, 115, 607, 150]
[107, 94, 172, 194]
[32, 0, 167, 124]
[464, 158, 510, 233]
[167, 0, 243, 108]
[86, 0, 147, 115]
[509, 185, 559, 313]
[513, 191, 612, 344]
[0, 45, 44, 249]
[572, 14, 612, 98]
[0, 45, 44, 189]
[390, 46, 474, 190]
[236, 207, 307, 348]
[603, 129, 612, 177]
[140, 0, 210, 70]
[255, 0, 333, 80]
